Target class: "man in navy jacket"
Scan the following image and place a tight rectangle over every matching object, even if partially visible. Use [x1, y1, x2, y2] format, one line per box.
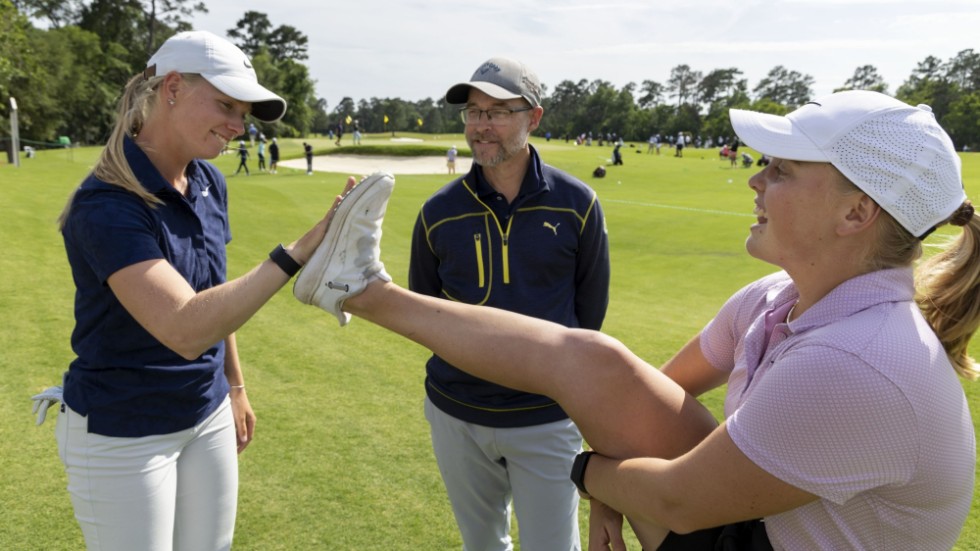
[409, 57, 610, 551]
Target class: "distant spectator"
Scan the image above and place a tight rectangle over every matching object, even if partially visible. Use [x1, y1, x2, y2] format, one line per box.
[612, 143, 624, 165]
[269, 137, 280, 174]
[741, 152, 754, 168]
[234, 140, 250, 176]
[446, 145, 458, 175]
[247, 122, 258, 147]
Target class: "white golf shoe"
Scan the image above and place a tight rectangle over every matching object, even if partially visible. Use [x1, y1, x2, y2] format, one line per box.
[293, 171, 394, 325]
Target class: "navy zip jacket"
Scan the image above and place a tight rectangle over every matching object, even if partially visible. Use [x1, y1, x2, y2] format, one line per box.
[409, 145, 610, 427]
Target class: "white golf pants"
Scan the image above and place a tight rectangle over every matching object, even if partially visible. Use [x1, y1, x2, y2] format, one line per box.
[56, 396, 238, 551]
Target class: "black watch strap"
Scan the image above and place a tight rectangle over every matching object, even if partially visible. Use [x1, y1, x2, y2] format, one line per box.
[570, 451, 596, 496]
[269, 244, 302, 277]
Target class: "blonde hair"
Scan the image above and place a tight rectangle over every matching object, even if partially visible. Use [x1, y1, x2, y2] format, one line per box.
[57, 73, 203, 229]
[834, 169, 979, 379]
[915, 203, 980, 380]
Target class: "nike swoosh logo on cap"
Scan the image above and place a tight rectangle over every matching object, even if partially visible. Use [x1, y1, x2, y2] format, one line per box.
[244, 59, 252, 69]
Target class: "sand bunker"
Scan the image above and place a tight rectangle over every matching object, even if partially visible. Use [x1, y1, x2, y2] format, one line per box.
[278, 154, 472, 175]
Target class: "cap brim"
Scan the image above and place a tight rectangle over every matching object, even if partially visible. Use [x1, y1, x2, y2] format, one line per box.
[729, 109, 829, 162]
[205, 73, 287, 122]
[445, 82, 522, 105]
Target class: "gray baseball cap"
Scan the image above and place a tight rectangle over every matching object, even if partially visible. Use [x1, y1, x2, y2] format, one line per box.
[445, 57, 542, 107]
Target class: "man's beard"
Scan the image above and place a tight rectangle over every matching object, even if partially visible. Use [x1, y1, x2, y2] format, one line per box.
[468, 126, 529, 168]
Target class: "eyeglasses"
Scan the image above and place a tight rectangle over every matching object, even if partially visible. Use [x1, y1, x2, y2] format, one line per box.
[459, 106, 533, 125]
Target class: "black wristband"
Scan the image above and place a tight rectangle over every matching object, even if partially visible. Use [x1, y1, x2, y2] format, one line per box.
[570, 451, 596, 496]
[269, 244, 301, 277]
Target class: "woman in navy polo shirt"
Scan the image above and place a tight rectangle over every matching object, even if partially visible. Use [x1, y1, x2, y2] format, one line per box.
[50, 31, 334, 550]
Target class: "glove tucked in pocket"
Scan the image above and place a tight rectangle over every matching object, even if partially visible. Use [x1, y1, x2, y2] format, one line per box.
[31, 386, 64, 426]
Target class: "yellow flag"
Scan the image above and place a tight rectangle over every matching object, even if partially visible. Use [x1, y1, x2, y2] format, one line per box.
[417, 118, 423, 127]
[384, 115, 389, 124]
[345, 115, 352, 125]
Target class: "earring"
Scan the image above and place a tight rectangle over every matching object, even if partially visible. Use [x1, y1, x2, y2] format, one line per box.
[167, 98, 176, 106]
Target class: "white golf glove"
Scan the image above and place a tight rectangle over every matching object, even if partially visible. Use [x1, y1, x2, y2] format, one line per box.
[31, 385, 63, 426]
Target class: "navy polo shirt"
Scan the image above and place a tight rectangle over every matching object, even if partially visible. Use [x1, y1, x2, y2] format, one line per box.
[61, 136, 232, 437]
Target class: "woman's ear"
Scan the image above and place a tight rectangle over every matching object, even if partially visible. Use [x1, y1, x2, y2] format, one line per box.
[161, 71, 183, 103]
[838, 193, 881, 236]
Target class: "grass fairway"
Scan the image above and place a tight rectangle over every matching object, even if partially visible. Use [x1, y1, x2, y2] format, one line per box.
[1, 135, 978, 549]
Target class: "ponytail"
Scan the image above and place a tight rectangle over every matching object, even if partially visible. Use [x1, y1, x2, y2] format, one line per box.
[57, 72, 178, 229]
[915, 201, 980, 380]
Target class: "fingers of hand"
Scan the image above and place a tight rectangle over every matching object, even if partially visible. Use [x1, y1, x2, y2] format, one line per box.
[34, 400, 50, 425]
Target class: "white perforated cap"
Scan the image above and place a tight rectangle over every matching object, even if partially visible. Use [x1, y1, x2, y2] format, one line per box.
[730, 90, 965, 238]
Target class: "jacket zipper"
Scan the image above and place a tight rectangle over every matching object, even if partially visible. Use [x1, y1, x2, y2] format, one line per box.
[463, 179, 514, 286]
[474, 233, 485, 288]
[502, 218, 513, 284]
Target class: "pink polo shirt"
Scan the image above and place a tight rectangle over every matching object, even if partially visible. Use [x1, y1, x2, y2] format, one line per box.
[701, 268, 975, 550]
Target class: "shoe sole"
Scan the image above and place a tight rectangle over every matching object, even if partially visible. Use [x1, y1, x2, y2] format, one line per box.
[293, 172, 395, 320]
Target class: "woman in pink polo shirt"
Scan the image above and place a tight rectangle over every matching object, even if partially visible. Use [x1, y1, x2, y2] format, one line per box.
[298, 90, 978, 550]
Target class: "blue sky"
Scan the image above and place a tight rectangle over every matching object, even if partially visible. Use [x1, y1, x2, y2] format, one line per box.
[190, 0, 980, 110]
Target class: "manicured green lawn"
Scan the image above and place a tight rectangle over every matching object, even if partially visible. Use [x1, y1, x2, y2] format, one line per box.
[2, 135, 977, 549]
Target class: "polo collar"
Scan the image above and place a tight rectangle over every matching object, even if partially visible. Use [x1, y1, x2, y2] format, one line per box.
[123, 135, 208, 200]
[780, 267, 914, 332]
[123, 135, 172, 196]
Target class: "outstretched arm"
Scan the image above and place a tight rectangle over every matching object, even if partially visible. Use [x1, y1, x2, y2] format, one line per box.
[109, 178, 354, 359]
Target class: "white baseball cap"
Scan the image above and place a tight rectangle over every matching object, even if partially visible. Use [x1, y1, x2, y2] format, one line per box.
[146, 31, 287, 122]
[730, 90, 965, 238]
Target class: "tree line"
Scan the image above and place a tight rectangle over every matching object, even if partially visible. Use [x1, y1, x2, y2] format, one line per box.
[2, 1, 315, 145]
[3, 0, 980, 150]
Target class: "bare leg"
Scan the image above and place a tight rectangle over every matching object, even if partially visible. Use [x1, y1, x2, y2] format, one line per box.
[345, 280, 718, 548]
[347, 280, 716, 456]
